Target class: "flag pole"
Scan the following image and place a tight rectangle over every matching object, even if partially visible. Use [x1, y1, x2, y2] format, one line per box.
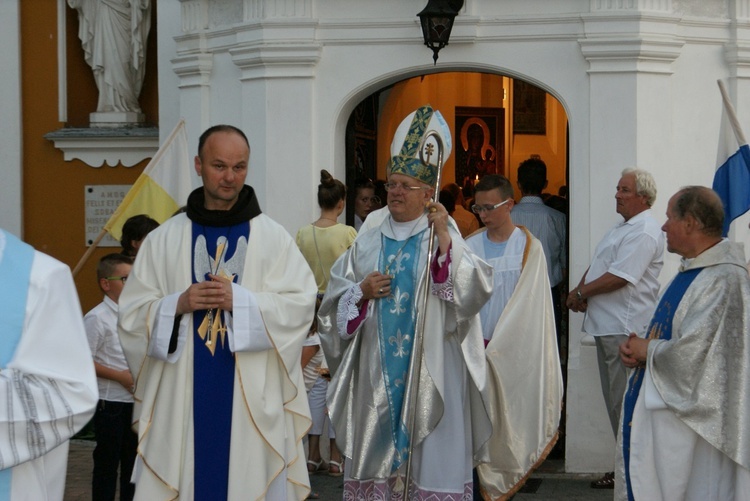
[71, 119, 188, 278]
[103, 118, 187, 236]
[717, 80, 747, 146]
[71, 229, 108, 278]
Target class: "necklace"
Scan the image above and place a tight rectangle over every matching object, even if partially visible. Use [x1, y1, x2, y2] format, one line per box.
[383, 214, 426, 277]
[314, 217, 338, 227]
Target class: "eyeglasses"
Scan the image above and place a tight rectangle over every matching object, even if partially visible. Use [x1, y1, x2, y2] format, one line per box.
[358, 196, 381, 205]
[384, 182, 428, 193]
[471, 199, 511, 214]
[105, 276, 128, 283]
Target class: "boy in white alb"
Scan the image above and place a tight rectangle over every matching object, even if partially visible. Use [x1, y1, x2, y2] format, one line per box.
[85, 253, 137, 501]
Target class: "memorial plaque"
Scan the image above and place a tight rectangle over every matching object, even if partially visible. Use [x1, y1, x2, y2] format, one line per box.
[85, 185, 131, 246]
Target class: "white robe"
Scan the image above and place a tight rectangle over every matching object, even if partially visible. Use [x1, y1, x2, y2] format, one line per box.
[319, 215, 493, 498]
[0, 230, 98, 501]
[118, 214, 317, 501]
[467, 227, 564, 501]
[616, 240, 750, 501]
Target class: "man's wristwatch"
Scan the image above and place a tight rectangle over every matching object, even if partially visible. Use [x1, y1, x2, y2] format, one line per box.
[576, 288, 583, 301]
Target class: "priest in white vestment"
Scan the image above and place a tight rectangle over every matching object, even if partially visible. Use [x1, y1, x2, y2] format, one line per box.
[0, 229, 98, 500]
[465, 175, 563, 501]
[319, 105, 493, 499]
[118, 125, 317, 500]
[617, 186, 750, 501]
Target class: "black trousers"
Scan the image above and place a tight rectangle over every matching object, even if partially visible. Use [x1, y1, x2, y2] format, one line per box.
[92, 400, 137, 501]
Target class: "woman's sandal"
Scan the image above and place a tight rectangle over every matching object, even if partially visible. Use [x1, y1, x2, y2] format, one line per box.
[328, 459, 344, 477]
[307, 459, 327, 474]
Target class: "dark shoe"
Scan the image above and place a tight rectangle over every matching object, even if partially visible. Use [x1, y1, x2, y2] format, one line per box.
[590, 471, 614, 489]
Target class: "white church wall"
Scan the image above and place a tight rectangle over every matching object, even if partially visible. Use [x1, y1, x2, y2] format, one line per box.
[158, 0, 750, 472]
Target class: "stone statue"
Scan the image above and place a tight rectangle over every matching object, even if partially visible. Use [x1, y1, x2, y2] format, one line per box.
[69, 0, 151, 126]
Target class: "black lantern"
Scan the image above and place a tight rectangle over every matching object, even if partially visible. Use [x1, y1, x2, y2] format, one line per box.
[417, 0, 464, 64]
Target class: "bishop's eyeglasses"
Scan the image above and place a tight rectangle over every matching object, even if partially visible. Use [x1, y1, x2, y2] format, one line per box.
[384, 182, 428, 193]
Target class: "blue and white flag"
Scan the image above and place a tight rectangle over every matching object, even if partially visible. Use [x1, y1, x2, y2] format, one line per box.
[712, 144, 750, 237]
[712, 81, 750, 237]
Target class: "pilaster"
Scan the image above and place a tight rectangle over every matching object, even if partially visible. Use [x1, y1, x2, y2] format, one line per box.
[171, 53, 214, 141]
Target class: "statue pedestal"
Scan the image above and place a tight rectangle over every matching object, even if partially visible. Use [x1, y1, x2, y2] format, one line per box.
[45, 126, 159, 167]
[90, 111, 145, 128]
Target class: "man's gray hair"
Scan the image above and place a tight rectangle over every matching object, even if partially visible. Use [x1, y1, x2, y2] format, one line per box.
[673, 186, 724, 238]
[622, 167, 657, 207]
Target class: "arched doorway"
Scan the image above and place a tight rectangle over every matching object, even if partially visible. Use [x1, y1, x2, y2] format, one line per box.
[344, 72, 568, 219]
[344, 70, 571, 457]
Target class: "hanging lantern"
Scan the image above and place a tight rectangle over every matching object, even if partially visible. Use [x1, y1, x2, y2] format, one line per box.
[417, 0, 464, 64]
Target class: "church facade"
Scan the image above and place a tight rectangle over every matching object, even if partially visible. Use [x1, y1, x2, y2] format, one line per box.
[3, 0, 749, 472]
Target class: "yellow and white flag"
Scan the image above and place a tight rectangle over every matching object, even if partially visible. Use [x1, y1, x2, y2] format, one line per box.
[104, 120, 194, 240]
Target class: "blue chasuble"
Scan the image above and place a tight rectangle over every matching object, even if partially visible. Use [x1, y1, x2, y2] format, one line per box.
[0, 231, 34, 499]
[622, 267, 702, 501]
[378, 230, 425, 472]
[191, 222, 249, 501]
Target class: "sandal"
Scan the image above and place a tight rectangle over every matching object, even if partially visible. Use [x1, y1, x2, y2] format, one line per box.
[590, 471, 614, 489]
[328, 459, 344, 477]
[307, 459, 326, 474]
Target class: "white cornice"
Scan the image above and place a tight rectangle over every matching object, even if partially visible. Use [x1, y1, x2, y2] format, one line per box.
[45, 128, 159, 168]
[171, 53, 214, 88]
[579, 35, 684, 73]
[725, 41, 750, 78]
[230, 42, 321, 80]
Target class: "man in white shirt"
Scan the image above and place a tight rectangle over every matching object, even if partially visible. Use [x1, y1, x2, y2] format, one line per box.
[567, 168, 665, 489]
[85, 253, 136, 501]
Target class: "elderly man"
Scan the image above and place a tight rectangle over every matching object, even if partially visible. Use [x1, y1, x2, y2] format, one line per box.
[319, 105, 493, 499]
[465, 175, 563, 499]
[567, 168, 665, 489]
[617, 186, 750, 500]
[0, 229, 98, 500]
[118, 125, 317, 500]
